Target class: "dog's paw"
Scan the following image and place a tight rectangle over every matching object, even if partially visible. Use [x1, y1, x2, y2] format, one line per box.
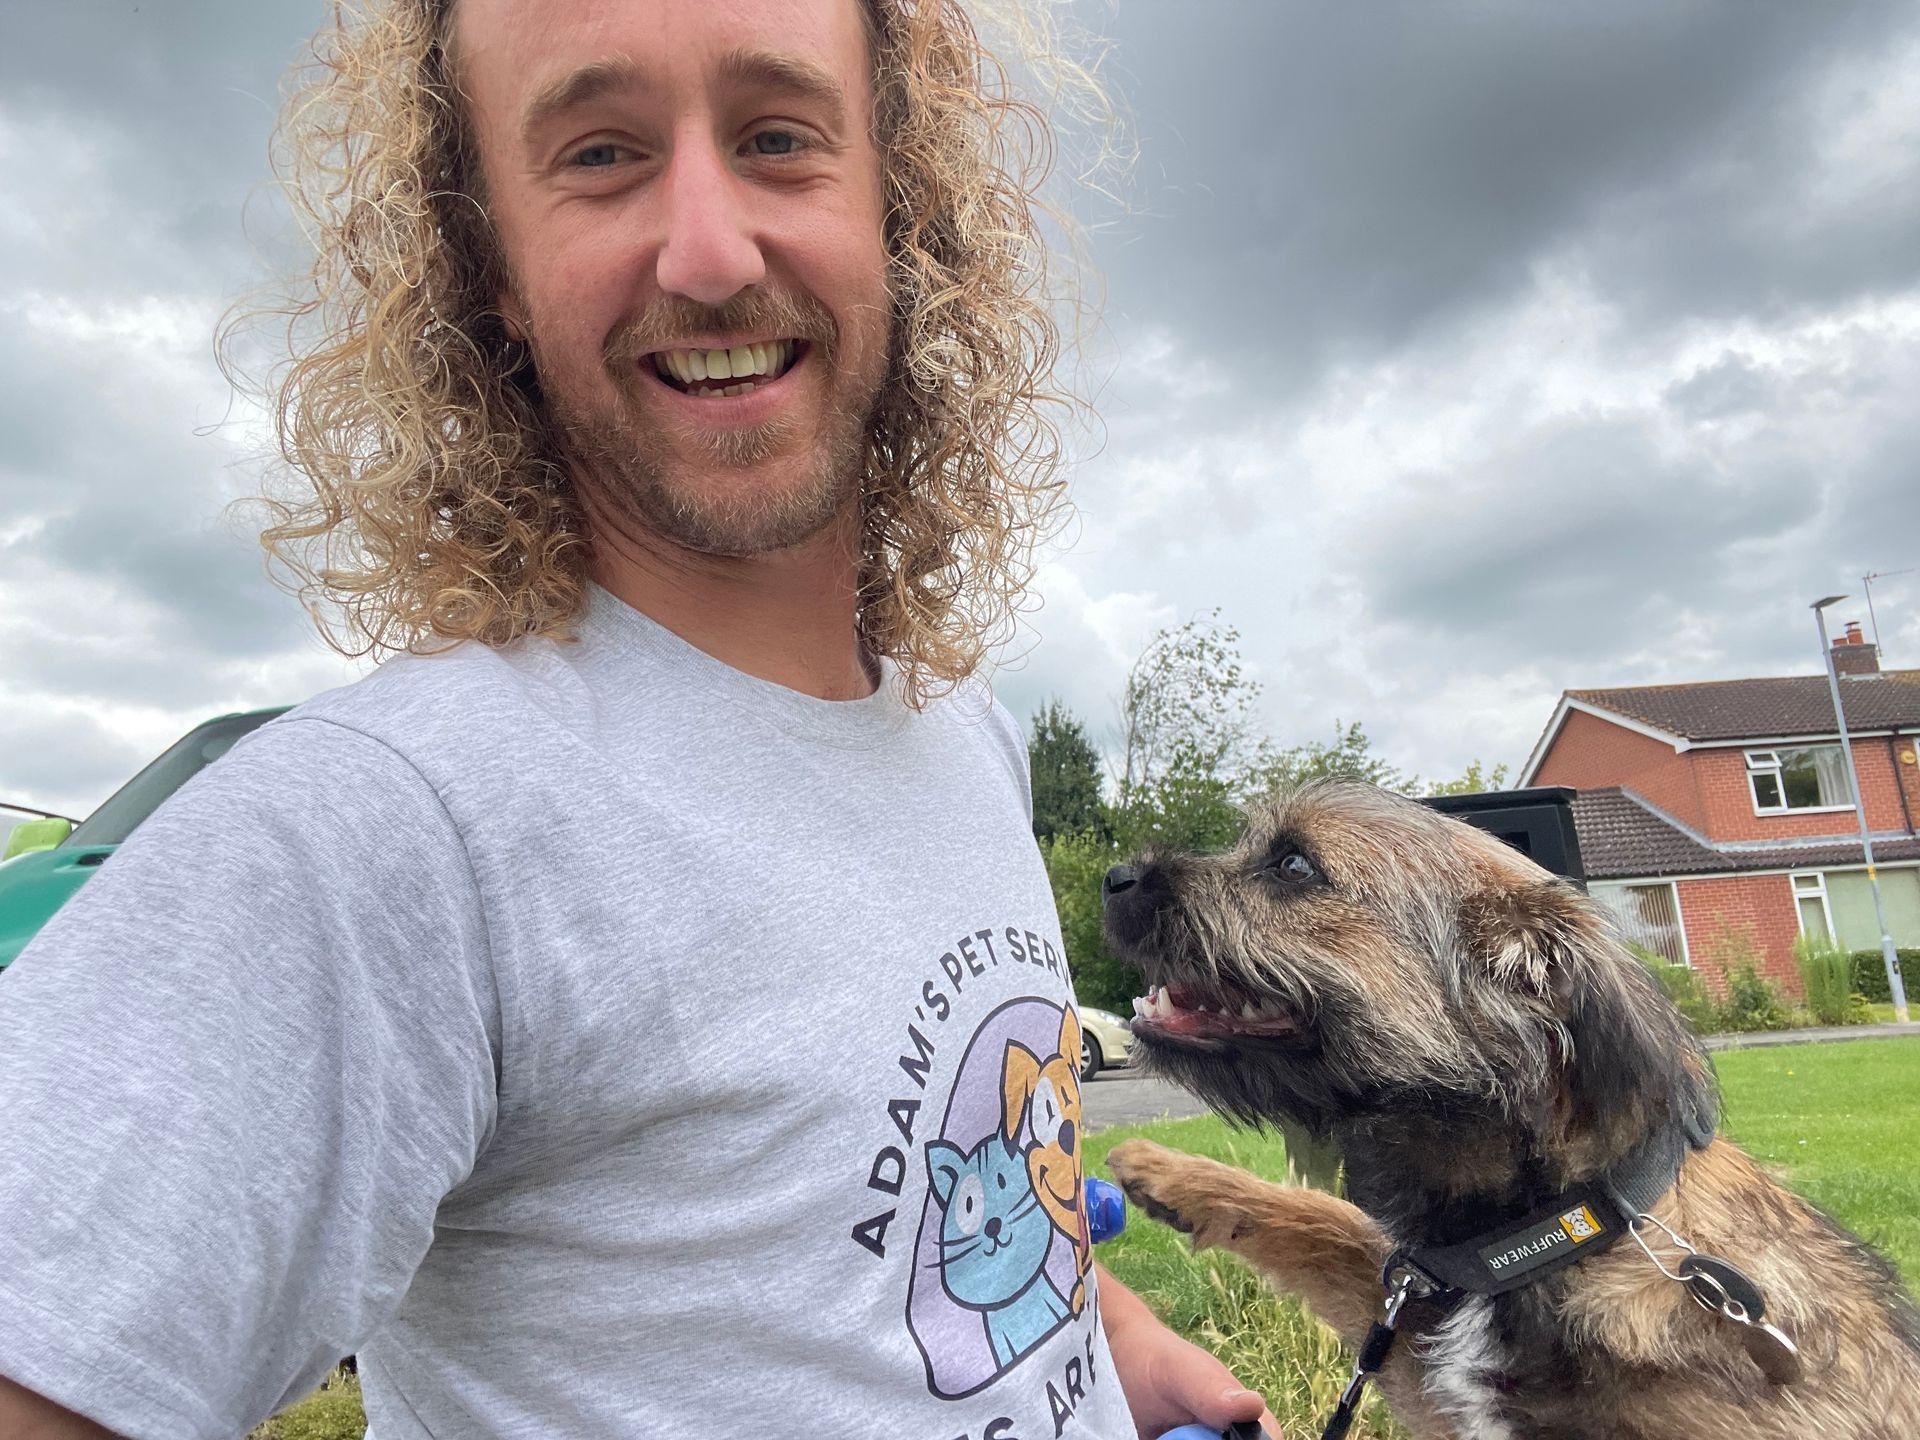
[1106, 1139, 1206, 1237]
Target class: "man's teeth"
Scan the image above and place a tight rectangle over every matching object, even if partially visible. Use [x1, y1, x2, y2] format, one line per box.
[655, 339, 795, 386]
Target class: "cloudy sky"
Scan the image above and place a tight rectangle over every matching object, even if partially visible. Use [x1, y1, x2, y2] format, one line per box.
[6, 1, 1920, 825]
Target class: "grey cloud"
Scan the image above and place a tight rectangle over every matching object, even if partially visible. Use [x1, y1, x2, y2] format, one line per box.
[1089, 2, 1920, 390]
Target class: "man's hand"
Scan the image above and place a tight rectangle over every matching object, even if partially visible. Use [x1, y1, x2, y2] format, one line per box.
[1096, 1263, 1284, 1438]
[0, 1376, 121, 1439]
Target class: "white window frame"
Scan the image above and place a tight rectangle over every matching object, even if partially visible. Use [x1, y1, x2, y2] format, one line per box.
[1745, 746, 1856, 817]
[1591, 879, 1691, 968]
[1790, 871, 1834, 940]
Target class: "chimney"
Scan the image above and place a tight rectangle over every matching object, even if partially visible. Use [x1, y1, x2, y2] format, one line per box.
[1832, 621, 1881, 676]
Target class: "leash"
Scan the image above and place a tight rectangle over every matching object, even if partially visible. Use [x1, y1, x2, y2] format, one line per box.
[1316, 1104, 1799, 1437]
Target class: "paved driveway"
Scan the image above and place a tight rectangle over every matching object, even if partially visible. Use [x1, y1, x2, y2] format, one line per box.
[1082, 1064, 1208, 1134]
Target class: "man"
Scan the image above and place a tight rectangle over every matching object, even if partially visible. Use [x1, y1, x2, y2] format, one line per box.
[0, 1, 1278, 1436]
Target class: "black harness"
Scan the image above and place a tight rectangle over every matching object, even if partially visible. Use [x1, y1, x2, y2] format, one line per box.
[1317, 1100, 1798, 1439]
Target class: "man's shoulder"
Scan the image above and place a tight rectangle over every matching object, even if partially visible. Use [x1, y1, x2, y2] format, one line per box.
[283, 634, 591, 769]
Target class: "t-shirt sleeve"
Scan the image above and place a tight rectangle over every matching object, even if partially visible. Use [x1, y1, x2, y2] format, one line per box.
[0, 716, 500, 1440]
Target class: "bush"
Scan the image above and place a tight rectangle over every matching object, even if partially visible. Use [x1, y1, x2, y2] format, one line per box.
[1636, 953, 1721, 1033]
[1848, 948, 1918, 1005]
[1040, 830, 1141, 1013]
[1794, 934, 1857, 1026]
[1720, 965, 1791, 1033]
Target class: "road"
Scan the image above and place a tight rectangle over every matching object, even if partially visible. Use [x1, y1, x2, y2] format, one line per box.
[1081, 1063, 1209, 1134]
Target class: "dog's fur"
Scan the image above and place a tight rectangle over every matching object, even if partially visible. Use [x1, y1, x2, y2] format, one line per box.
[1101, 781, 1920, 1439]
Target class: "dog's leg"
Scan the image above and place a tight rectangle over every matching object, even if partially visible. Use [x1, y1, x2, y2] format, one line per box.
[1106, 1139, 1458, 1438]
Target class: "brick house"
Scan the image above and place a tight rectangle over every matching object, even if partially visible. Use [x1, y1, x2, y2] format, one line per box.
[1519, 626, 1920, 994]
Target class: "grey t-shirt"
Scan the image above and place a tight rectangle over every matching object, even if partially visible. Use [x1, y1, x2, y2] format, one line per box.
[0, 586, 1133, 1440]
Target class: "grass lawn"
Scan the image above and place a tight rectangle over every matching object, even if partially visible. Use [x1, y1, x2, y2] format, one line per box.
[261, 1035, 1919, 1439]
[1712, 1036, 1920, 1280]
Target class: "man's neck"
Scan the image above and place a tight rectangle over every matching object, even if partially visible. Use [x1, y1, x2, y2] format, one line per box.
[588, 510, 876, 702]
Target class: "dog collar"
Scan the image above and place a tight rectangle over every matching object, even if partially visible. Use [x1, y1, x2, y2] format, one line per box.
[1391, 1105, 1716, 1299]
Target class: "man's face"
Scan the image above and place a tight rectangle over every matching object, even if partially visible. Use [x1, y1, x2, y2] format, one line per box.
[458, 0, 892, 558]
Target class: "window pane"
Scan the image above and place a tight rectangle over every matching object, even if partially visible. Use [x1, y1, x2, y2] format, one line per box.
[1798, 897, 1831, 939]
[1811, 746, 1853, 808]
[1752, 771, 1784, 809]
[1779, 749, 1825, 809]
[1593, 883, 1686, 966]
[1791, 873, 1822, 894]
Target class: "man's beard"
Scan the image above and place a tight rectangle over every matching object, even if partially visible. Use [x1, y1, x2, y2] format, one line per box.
[534, 288, 886, 559]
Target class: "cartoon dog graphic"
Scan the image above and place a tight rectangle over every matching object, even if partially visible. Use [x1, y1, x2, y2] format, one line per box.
[1001, 1008, 1093, 1315]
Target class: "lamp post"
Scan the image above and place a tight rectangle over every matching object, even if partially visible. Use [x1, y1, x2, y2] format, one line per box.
[1812, 595, 1910, 1022]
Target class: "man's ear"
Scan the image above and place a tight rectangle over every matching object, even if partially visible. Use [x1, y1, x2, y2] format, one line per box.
[496, 285, 528, 344]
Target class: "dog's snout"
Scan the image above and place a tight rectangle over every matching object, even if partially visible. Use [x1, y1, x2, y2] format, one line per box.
[1102, 861, 1168, 951]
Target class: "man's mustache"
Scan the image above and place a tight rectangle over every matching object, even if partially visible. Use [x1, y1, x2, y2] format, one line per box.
[604, 289, 840, 368]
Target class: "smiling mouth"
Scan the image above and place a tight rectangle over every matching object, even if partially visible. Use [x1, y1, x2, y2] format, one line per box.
[1131, 983, 1299, 1042]
[649, 339, 804, 398]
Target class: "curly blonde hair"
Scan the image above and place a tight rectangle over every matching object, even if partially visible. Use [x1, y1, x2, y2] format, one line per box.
[243, 0, 1111, 707]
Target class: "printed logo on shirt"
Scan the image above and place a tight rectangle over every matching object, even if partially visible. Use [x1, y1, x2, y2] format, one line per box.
[908, 997, 1090, 1398]
[847, 924, 1111, 1432]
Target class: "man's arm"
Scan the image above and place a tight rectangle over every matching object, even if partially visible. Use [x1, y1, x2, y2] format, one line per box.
[1097, 1261, 1283, 1438]
[0, 1376, 121, 1439]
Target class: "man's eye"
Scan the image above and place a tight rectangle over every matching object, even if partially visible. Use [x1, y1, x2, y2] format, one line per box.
[748, 130, 803, 157]
[571, 143, 623, 168]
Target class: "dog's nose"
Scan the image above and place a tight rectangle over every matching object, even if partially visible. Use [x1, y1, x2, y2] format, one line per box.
[1103, 864, 1140, 896]
[985, 1216, 1002, 1241]
[1059, 1120, 1076, 1155]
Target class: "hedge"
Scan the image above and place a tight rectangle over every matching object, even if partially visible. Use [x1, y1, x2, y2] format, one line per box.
[1849, 948, 1919, 1005]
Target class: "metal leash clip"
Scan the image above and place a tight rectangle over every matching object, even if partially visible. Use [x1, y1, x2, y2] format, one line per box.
[1627, 1213, 1802, 1385]
[1320, 1269, 1417, 1440]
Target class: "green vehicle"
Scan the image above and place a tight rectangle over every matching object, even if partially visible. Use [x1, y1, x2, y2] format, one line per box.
[0, 707, 288, 972]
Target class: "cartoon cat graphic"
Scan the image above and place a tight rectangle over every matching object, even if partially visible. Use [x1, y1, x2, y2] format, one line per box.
[924, 1130, 1072, 1367]
[1001, 1009, 1093, 1314]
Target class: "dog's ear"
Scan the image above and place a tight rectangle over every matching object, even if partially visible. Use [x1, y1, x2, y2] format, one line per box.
[1457, 881, 1591, 999]
[1001, 1040, 1041, 1141]
[1459, 881, 1714, 1143]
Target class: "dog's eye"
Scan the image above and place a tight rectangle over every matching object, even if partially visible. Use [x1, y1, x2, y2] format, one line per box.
[1271, 850, 1318, 884]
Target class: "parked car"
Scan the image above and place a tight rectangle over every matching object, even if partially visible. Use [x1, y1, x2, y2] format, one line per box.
[0, 707, 287, 971]
[1076, 1004, 1135, 1079]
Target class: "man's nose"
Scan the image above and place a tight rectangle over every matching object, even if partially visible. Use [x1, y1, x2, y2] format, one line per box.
[654, 137, 768, 306]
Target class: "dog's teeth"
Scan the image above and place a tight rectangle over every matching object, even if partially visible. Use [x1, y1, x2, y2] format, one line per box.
[1241, 1001, 1257, 1019]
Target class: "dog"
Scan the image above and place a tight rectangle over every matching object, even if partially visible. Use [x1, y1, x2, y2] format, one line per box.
[1100, 780, 1920, 1439]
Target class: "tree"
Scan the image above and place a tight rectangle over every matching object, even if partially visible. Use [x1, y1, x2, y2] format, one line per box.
[1028, 700, 1108, 843]
[1111, 612, 1270, 852]
[1039, 831, 1137, 1012]
[1426, 759, 1513, 796]
[1247, 719, 1414, 798]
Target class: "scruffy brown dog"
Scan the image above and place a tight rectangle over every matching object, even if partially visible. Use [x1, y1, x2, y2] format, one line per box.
[1101, 781, 1920, 1439]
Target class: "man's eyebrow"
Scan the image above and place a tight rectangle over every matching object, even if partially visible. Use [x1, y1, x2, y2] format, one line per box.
[519, 56, 649, 146]
[715, 48, 848, 128]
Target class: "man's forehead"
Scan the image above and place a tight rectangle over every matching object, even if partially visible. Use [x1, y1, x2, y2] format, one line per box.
[453, 0, 870, 109]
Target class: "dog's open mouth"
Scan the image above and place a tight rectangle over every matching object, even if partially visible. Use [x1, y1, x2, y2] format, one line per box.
[1131, 983, 1298, 1042]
